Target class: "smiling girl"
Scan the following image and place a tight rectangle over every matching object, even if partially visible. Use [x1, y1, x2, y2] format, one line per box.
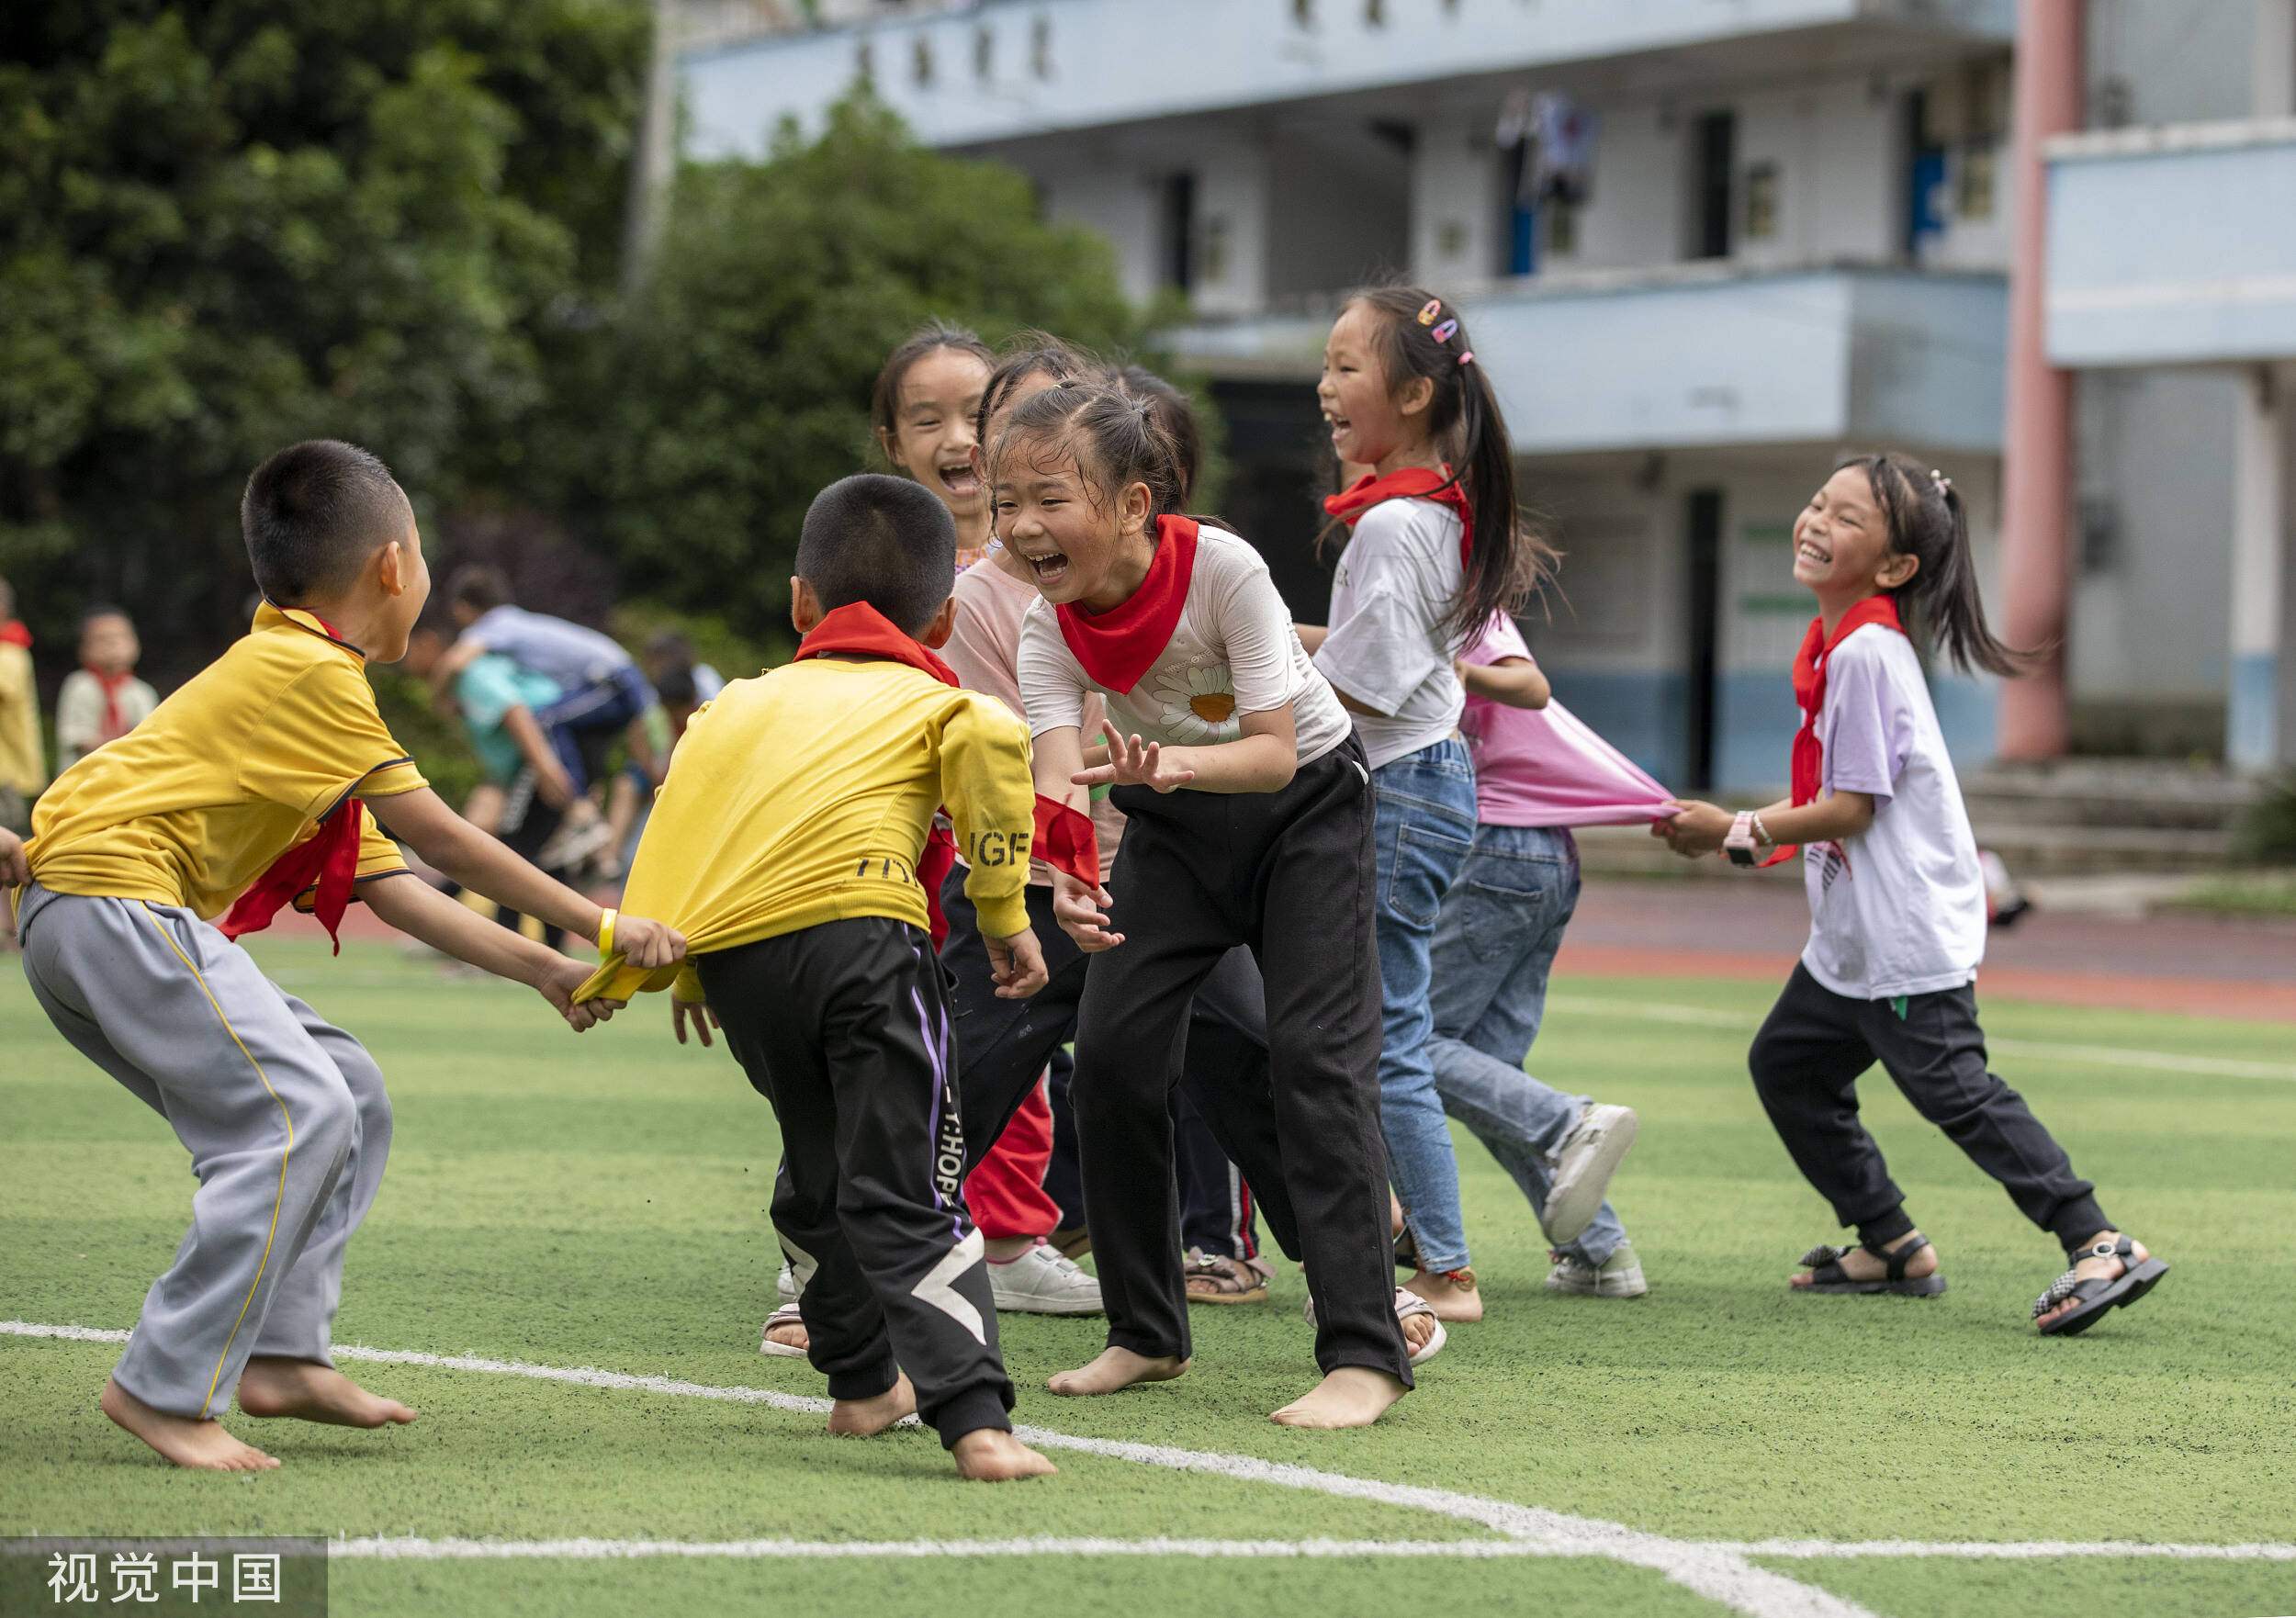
[1662, 455, 2167, 1337]
[872, 321, 997, 569]
[1002, 383, 1425, 1429]
[1300, 287, 1554, 1324]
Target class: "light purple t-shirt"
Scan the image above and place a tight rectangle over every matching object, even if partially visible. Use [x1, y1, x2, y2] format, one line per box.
[460, 604, 635, 692]
[1457, 615, 1675, 827]
[1800, 624, 1986, 999]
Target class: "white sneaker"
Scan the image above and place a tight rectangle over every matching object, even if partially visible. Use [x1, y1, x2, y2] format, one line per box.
[1547, 1241, 1648, 1298]
[776, 1262, 798, 1305]
[1543, 1103, 1638, 1245]
[987, 1242, 1104, 1315]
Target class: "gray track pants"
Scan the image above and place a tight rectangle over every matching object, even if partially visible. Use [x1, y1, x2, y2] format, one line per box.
[17, 883, 393, 1420]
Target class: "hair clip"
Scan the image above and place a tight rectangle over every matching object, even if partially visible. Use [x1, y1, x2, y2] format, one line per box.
[1416, 298, 1443, 325]
[1456, 350, 1474, 366]
[1430, 319, 1459, 344]
[1929, 468, 1953, 494]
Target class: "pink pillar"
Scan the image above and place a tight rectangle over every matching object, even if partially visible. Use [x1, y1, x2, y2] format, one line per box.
[1998, 0, 2084, 758]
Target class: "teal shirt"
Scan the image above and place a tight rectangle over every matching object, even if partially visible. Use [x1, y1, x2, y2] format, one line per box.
[456, 654, 563, 785]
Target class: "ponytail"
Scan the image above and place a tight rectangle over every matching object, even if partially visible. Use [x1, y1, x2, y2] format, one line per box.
[1843, 452, 2032, 678]
[1341, 286, 1558, 644]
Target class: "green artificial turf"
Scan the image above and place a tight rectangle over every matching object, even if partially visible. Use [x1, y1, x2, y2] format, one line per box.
[3, 941, 2292, 1618]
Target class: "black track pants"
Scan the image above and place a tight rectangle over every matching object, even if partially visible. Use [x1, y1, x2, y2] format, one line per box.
[939, 877, 1088, 1174]
[698, 918, 1014, 1446]
[1073, 739, 1409, 1385]
[1750, 961, 2110, 1253]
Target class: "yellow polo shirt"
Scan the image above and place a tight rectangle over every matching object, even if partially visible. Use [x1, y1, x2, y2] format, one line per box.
[578, 656, 1035, 1003]
[0, 639, 43, 797]
[28, 604, 424, 919]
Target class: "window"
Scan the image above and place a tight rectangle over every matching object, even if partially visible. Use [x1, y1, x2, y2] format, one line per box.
[1158, 172, 1197, 292]
[974, 24, 992, 80]
[1366, 0, 1386, 26]
[1030, 14, 1052, 78]
[1743, 161, 1778, 242]
[1690, 110, 1734, 260]
[1293, 0, 1315, 28]
[855, 39, 873, 84]
[913, 34, 932, 87]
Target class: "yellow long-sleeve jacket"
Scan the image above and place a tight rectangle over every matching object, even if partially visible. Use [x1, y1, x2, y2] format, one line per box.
[576, 654, 1037, 1003]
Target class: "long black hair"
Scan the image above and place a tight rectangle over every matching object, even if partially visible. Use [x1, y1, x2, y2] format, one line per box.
[986, 381, 1188, 531]
[1841, 452, 2030, 677]
[1342, 285, 1556, 643]
[974, 330, 1096, 444]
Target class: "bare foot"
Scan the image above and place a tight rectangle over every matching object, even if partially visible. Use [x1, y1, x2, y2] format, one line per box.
[951, 1427, 1059, 1481]
[235, 1357, 417, 1428]
[101, 1377, 279, 1471]
[1046, 1346, 1188, 1397]
[2034, 1231, 2150, 1331]
[1403, 1268, 1483, 1322]
[1271, 1365, 1409, 1429]
[1398, 1304, 1439, 1358]
[827, 1372, 916, 1436]
[766, 1320, 810, 1354]
[1790, 1230, 1940, 1288]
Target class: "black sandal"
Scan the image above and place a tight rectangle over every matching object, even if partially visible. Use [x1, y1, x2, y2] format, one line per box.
[1795, 1233, 1947, 1297]
[2033, 1234, 2167, 1336]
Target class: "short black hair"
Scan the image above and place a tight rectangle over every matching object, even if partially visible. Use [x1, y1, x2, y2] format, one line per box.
[794, 474, 955, 635]
[241, 441, 410, 606]
[78, 604, 132, 633]
[653, 663, 698, 707]
[448, 565, 511, 614]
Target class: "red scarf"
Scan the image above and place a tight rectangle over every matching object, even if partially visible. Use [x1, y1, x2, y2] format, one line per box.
[84, 666, 136, 742]
[0, 620, 29, 649]
[1322, 466, 1473, 569]
[797, 603, 1100, 941]
[1055, 515, 1199, 694]
[218, 611, 366, 951]
[1765, 594, 1906, 867]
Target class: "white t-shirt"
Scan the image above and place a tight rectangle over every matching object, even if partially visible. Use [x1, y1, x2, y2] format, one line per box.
[1314, 497, 1467, 770]
[1017, 525, 1351, 768]
[1800, 624, 1986, 1000]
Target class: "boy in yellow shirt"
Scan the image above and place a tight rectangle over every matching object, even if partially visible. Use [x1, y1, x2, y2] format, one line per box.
[6, 440, 683, 1473]
[580, 474, 1055, 1482]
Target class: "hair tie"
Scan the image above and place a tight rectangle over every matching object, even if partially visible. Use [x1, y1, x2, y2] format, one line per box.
[1416, 298, 1443, 326]
[1430, 318, 1458, 344]
[1456, 350, 1474, 367]
[1929, 468, 1953, 495]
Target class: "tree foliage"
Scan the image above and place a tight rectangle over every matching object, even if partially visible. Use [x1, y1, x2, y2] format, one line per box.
[580, 94, 1142, 636]
[0, 0, 647, 680]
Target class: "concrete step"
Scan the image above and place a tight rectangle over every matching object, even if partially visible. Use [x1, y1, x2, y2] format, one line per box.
[1960, 759, 2260, 833]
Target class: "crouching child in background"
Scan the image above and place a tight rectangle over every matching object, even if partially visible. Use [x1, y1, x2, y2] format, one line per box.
[578, 474, 1059, 1482]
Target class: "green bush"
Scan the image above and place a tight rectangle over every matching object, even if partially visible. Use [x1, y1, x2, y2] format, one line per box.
[2234, 770, 2296, 865]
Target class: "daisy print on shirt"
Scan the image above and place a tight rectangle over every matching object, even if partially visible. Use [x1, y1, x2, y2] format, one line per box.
[1154, 663, 1242, 743]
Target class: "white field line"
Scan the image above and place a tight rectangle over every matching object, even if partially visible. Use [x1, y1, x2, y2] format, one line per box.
[1545, 995, 2296, 1082]
[16, 1328, 2296, 1606]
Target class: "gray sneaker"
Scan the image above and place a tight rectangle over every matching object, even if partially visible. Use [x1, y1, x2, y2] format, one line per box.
[988, 1242, 1105, 1315]
[1548, 1241, 1648, 1298]
[1543, 1103, 1638, 1245]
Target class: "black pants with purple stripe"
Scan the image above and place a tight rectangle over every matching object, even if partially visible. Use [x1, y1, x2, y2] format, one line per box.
[698, 917, 1014, 1446]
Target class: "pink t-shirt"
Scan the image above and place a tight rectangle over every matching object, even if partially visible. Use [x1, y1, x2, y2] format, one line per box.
[945, 548, 1126, 883]
[1458, 614, 1676, 827]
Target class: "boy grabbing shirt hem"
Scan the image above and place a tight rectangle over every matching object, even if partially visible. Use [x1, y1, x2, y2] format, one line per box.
[4, 440, 684, 1475]
[577, 475, 1056, 1482]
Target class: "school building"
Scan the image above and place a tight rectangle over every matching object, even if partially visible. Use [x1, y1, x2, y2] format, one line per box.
[662, 0, 2296, 796]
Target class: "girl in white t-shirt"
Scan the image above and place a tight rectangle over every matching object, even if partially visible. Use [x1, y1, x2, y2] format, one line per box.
[1298, 287, 1555, 1324]
[998, 381, 1429, 1429]
[1664, 454, 2167, 1337]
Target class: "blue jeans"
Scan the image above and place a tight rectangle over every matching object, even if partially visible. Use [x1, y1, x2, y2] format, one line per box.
[1427, 824, 1627, 1266]
[1370, 736, 1479, 1273]
[535, 664, 653, 793]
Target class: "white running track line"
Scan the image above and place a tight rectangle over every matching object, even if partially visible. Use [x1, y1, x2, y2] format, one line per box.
[1544, 994, 2296, 1082]
[13, 1328, 2296, 1606]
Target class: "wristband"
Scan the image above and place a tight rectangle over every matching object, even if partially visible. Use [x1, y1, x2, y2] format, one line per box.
[597, 907, 617, 958]
[1723, 812, 1760, 867]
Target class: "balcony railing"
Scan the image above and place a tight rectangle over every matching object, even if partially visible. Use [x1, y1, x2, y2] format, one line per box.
[1164, 261, 2008, 455]
[2045, 118, 2296, 368]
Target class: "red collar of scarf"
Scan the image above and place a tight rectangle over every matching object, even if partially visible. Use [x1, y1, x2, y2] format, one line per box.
[1054, 515, 1199, 694]
[84, 666, 136, 740]
[793, 601, 1100, 932]
[1322, 466, 1473, 569]
[1761, 593, 1906, 866]
[0, 620, 29, 649]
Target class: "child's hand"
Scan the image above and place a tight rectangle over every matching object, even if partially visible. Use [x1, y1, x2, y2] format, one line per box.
[613, 914, 687, 969]
[1661, 800, 1733, 858]
[0, 826, 26, 888]
[538, 957, 619, 1032]
[672, 996, 719, 1047]
[1074, 728, 1195, 794]
[1052, 872, 1124, 952]
[985, 927, 1049, 999]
